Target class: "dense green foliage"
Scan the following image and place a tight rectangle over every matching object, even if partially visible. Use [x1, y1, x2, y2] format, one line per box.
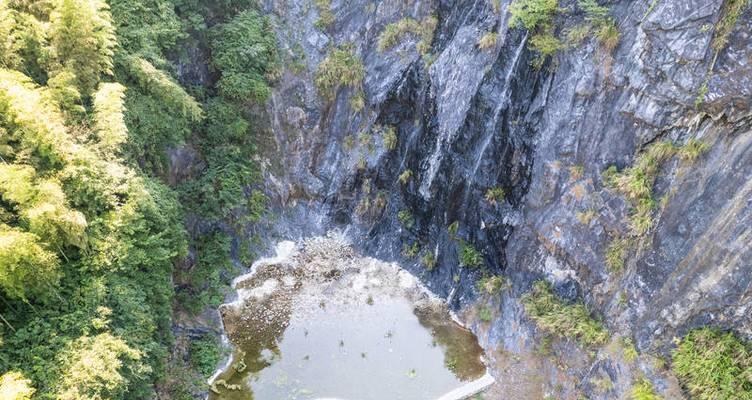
[211, 10, 279, 102]
[509, 0, 558, 32]
[189, 335, 223, 377]
[522, 281, 608, 346]
[508, 0, 560, 66]
[0, 0, 277, 398]
[672, 328, 752, 399]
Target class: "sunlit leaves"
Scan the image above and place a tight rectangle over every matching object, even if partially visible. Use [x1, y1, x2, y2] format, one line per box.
[49, 0, 116, 95]
[0, 69, 74, 168]
[0, 371, 35, 400]
[120, 56, 202, 121]
[93, 82, 128, 155]
[57, 333, 142, 400]
[0, 226, 60, 300]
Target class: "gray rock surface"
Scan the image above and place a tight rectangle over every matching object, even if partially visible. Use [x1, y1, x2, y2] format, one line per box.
[224, 0, 752, 397]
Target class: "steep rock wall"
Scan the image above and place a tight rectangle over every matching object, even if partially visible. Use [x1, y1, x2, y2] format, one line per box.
[243, 0, 752, 397]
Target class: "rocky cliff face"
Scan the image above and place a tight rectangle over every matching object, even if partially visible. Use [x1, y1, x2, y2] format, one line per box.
[243, 0, 751, 398]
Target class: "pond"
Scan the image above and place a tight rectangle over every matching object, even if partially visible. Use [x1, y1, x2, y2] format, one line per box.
[209, 236, 491, 400]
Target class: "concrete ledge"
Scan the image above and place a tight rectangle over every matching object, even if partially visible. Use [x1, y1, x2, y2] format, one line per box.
[436, 372, 495, 400]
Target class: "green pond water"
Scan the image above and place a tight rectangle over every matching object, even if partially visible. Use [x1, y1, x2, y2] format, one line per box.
[208, 239, 488, 400]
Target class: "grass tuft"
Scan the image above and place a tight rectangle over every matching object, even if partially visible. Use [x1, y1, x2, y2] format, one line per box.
[605, 237, 629, 273]
[421, 252, 436, 270]
[678, 138, 709, 162]
[484, 187, 506, 205]
[711, 0, 750, 52]
[315, 44, 365, 100]
[377, 16, 437, 57]
[522, 281, 609, 346]
[478, 305, 493, 322]
[398, 169, 413, 185]
[604, 141, 677, 236]
[402, 242, 420, 258]
[576, 208, 597, 225]
[314, 0, 335, 30]
[631, 378, 662, 400]
[672, 328, 752, 399]
[397, 209, 414, 228]
[477, 275, 507, 295]
[381, 126, 398, 150]
[458, 240, 484, 268]
[478, 32, 498, 50]
[621, 336, 639, 362]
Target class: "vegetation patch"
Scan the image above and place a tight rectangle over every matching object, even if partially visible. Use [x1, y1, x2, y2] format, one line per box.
[678, 138, 709, 162]
[477, 275, 508, 295]
[210, 10, 279, 103]
[603, 141, 676, 236]
[402, 242, 420, 258]
[314, 0, 335, 30]
[484, 187, 506, 205]
[631, 378, 662, 400]
[621, 336, 638, 362]
[509, 0, 620, 66]
[579, 0, 619, 52]
[509, 0, 560, 66]
[315, 44, 365, 100]
[398, 169, 413, 185]
[711, 0, 749, 52]
[0, 1, 278, 398]
[458, 240, 484, 268]
[421, 252, 437, 271]
[349, 91, 365, 112]
[398, 209, 415, 228]
[381, 125, 398, 150]
[605, 237, 629, 273]
[672, 328, 752, 399]
[478, 306, 493, 322]
[576, 208, 597, 225]
[190, 335, 222, 378]
[377, 16, 437, 56]
[478, 32, 498, 50]
[604, 140, 708, 236]
[522, 281, 608, 346]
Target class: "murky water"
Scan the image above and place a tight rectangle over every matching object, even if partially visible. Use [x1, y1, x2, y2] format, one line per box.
[209, 236, 489, 400]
